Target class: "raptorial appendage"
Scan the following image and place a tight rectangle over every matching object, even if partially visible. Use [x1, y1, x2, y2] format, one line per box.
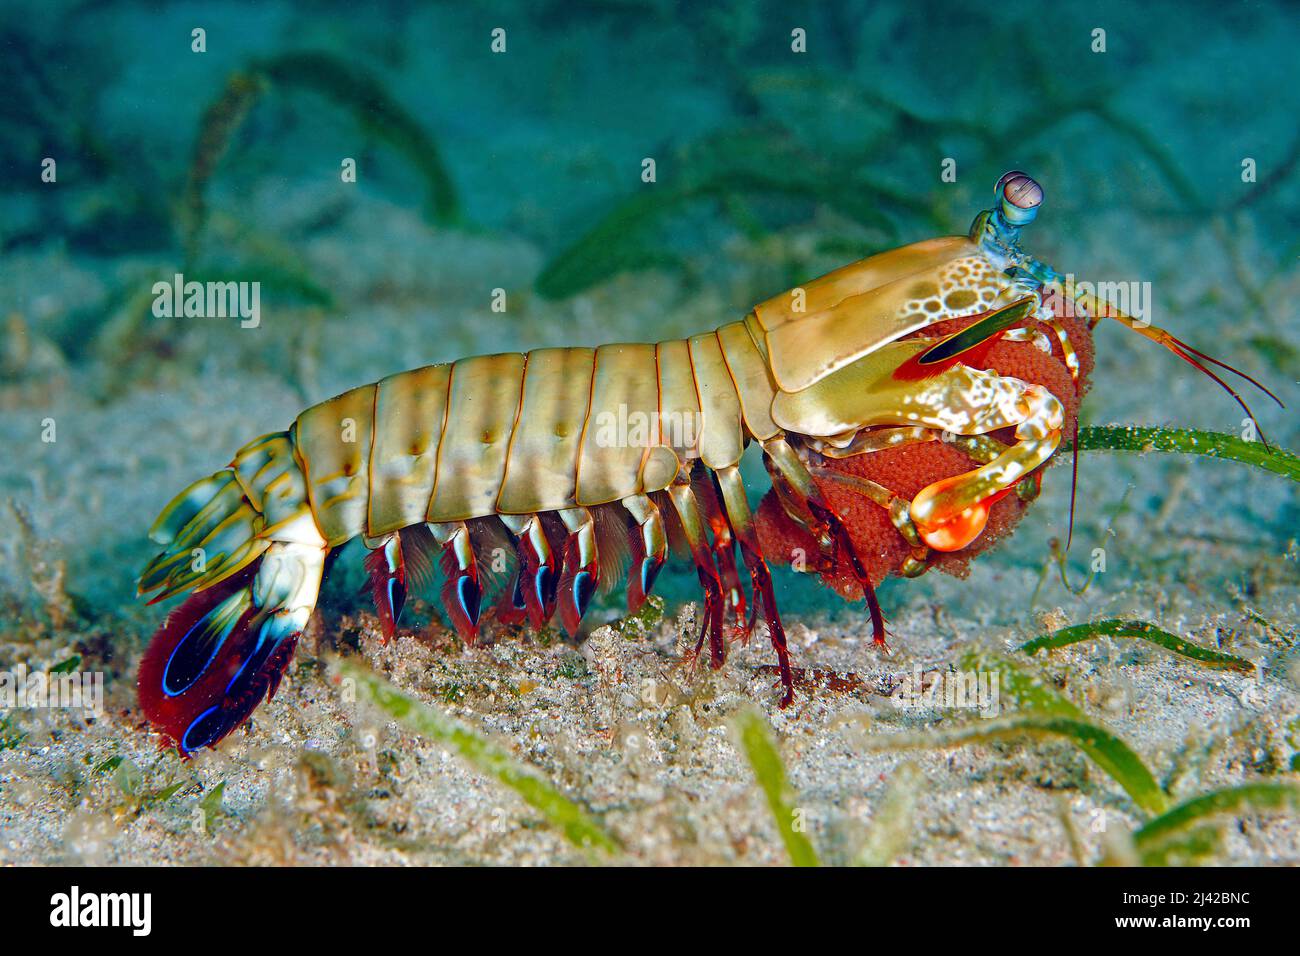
[754, 301, 1094, 603]
[137, 430, 329, 755]
[750, 171, 1273, 600]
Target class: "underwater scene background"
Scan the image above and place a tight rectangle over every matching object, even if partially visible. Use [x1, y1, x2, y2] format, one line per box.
[0, 0, 1297, 865]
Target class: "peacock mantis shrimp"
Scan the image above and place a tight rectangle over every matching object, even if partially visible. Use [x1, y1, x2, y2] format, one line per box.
[137, 172, 1277, 755]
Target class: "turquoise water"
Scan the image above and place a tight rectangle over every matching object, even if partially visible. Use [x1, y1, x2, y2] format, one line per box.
[1, 0, 1296, 638]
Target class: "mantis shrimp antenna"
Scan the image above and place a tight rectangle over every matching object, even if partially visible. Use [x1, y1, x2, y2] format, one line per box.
[1080, 291, 1283, 448]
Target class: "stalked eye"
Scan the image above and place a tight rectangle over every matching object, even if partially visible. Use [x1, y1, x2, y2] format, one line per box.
[995, 171, 1043, 226]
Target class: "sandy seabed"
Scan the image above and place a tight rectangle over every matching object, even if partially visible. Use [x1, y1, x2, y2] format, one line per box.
[2, 0, 1298, 866]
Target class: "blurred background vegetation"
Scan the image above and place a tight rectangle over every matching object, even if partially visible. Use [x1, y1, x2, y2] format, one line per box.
[0, 0, 1295, 621]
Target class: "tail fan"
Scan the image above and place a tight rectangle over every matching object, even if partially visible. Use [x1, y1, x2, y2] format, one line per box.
[138, 469, 269, 603]
[137, 562, 298, 756]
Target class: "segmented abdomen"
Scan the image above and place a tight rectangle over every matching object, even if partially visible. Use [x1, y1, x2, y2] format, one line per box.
[285, 320, 779, 547]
